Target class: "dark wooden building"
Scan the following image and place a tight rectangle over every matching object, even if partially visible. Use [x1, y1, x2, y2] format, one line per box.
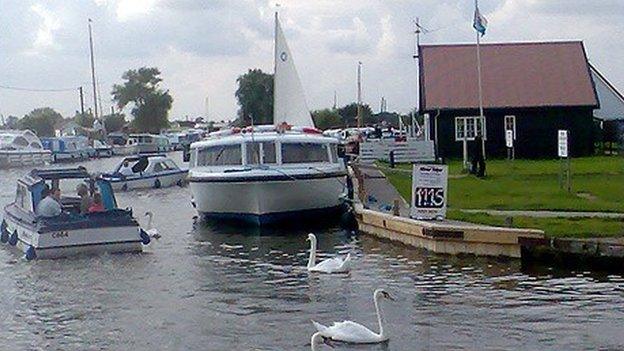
[419, 41, 599, 159]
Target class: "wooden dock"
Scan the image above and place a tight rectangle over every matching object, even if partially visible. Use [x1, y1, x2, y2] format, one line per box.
[352, 164, 545, 258]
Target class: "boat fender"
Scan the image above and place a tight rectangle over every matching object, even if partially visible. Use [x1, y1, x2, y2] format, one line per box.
[121, 183, 128, 191]
[140, 229, 151, 245]
[8, 230, 18, 246]
[0, 220, 8, 243]
[25, 246, 37, 261]
[154, 179, 161, 189]
[177, 179, 183, 187]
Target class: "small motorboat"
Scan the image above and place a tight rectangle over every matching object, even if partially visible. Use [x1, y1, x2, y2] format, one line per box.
[0, 129, 52, 168]
[92, 139, 113, 158]
[100, 154, 188, 191]
[0, 167, 151, 260]
[41, 135, 93, 162]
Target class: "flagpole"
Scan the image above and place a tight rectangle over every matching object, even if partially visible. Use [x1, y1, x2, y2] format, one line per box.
[475, 0, 486, 159]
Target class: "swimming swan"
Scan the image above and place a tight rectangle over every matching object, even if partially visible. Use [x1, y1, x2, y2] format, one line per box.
[310, 332, 333, 350]
[144, 212, 161, 239]
[307, 233, 351, 273]
[312, 288, 394, 343]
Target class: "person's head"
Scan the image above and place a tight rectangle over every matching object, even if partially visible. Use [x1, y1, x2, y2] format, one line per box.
[76, 183, 88, 197]
[92, 192, 102, 205]
[123, 160, 129, 167]
[52, 188, 61, 200]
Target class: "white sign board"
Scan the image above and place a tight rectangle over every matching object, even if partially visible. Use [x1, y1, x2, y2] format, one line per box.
[410, 164, 448, 220]
[558, 130, 568, 158]
[505, 130, 514, 148]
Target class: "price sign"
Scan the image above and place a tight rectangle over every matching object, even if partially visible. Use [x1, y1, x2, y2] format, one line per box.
[558, 130, 568, 158]
[410, 164, 448, 220]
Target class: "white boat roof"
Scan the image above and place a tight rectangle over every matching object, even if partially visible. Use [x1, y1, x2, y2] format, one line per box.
[191, 128, 338, 149]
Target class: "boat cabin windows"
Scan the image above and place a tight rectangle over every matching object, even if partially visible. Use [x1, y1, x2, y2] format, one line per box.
[13, 137, 29, 148]
[281, 142, 329, 164]
[329, 144, 339, 163]
[196, 144, 242, 166]
[244, 142, 277, 165]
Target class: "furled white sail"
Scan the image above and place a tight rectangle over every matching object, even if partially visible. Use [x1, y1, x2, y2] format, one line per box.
[273, 15, 315, 127]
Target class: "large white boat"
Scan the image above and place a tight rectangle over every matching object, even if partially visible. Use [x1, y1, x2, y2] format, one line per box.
[128, 134, 171, 153]
[1, 167, 151, 260]
[0, 130, 52, 168]
[188, 14, 346, 225]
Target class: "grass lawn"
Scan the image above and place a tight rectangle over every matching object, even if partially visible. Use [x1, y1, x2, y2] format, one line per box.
[381, 156, 624, 238]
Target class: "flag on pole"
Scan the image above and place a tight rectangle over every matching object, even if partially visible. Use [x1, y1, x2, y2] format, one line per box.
[473, 5, 488, 36]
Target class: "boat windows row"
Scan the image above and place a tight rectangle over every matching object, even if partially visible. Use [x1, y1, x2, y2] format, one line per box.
[191, 142, 341, 167]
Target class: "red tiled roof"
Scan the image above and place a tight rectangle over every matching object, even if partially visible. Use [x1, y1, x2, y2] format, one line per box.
[419, 41, 599, 111]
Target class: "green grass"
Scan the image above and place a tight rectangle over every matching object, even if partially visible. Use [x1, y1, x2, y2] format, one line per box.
[448, 210, 624, 239]
[381, 156, 624, 238]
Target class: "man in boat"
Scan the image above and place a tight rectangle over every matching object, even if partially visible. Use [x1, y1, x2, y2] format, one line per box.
[119, 160, 134, 176]
[36, 185, 62, 218]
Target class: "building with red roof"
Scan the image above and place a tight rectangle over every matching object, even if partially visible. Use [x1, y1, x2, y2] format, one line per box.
[419, 41, 599, 158]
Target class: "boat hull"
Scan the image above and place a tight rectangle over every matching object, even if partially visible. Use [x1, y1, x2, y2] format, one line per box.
[112, 145, 139, 156]
[190, 173, 346, 225]
[0, 151, 52, 168]
[106, 170, 188, 190]
[2, 213, 143, 260]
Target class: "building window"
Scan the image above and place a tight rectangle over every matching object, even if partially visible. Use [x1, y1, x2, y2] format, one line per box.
[504, 115, 516, 140]
[455, 117, 487, 141]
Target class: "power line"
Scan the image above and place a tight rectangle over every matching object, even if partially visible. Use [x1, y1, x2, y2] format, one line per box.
[0, 84, 79, 92]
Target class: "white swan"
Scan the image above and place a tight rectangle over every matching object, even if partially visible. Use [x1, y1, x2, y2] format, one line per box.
[312, 288, 394, 344]
[307, 233, 351, 273]
[310, 332, 333, 350]
[144, 212, 161, 239]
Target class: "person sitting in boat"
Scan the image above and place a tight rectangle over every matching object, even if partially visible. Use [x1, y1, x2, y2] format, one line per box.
[76, 183, 92, 215]
[88, 193, 105, 213]
[119, 160, 134, 176]
[36, 185, 62, 218]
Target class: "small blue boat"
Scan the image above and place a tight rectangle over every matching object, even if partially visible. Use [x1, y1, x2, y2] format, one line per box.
[41, 136, 94, 162]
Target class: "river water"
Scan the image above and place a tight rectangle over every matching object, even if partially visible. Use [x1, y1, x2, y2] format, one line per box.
[0, 155, 622, 350]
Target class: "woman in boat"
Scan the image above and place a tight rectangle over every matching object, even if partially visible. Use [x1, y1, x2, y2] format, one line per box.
[88, 193, 105, 213]
[76, 183, 92, 214]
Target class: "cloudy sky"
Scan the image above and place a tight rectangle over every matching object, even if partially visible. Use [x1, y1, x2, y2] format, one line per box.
[1, 0, 623, 122]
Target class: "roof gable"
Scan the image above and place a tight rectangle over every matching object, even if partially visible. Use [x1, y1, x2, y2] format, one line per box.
[590, 64, 624, 121]
[420, 41, 599, 111]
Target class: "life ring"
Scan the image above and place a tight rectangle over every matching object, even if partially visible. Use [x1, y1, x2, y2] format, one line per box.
[8, 230, 18, 246]
[25, 246, 37, 261]
[154, 179, 161, 189]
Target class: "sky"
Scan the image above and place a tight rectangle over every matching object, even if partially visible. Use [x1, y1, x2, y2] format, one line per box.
[1, 0, 623, 122]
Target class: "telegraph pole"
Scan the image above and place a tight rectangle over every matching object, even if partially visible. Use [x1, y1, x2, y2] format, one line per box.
[88, 19, 99, 119]
[78, 86, 85, 116]
[357, 61, 362, 128]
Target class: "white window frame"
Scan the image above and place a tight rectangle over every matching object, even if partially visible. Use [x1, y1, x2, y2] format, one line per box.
[455, 116, 487, 141]
[504, 115, 516, 140]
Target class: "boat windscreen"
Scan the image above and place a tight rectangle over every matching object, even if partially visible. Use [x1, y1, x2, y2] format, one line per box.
[132, 157, 149, 173]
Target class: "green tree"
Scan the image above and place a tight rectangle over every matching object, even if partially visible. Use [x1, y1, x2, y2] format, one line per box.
[312, 108, 343, 130]
[111, 67, 173, 133]
[19, 107, 63, 137]
[235, 69, 273, 126]
[102, 113, 126, 132]
[337, 103, 372, 127]
[73, 111, 95, 128]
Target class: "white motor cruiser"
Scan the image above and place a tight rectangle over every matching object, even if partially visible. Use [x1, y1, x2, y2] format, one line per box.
[188, 13, 347, 225]
[100, 154, 188, 191]
[0, 130, 52, 168]
[1, 167, 151, 260]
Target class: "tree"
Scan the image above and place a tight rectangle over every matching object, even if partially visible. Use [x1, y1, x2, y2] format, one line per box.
[19, 107, 63, 137]
[235, 69, 273, 126]
[73, 111, 95, 128]
[103, 113, 126, 132]
[112, 67, 173, 133]
[337, 103, 372, 127]
[3, 115, 19, 129]
[312, 109, 343, 130]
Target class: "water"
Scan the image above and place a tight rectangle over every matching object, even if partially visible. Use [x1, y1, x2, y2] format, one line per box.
[0, 155, 623, 350]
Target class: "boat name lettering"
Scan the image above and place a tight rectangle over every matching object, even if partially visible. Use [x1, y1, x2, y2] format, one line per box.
[51, 231, 69, 238]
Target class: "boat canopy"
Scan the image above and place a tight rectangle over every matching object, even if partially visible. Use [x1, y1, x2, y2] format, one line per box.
[0, 129, 45, 151]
